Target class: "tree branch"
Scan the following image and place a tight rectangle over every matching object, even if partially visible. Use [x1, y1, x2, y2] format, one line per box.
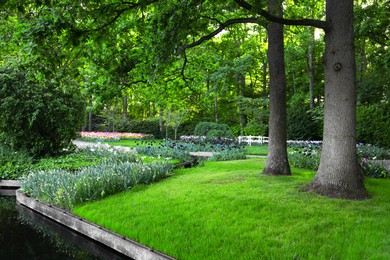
[233, 0, 330, 31]
[181, 17, 262, 51]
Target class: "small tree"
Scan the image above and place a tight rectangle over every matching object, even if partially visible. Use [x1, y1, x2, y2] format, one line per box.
[163, 109, 188, 140]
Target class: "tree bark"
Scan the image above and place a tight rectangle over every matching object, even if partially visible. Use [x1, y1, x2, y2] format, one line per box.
[262, 0, 291, 176]
[304, 0, 368, 199]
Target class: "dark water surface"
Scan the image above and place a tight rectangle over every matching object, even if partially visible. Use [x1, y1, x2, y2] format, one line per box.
[0, 196, 130, 260]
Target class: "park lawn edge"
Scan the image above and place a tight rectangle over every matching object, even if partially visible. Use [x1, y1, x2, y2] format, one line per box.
[73, 158, 390, 259]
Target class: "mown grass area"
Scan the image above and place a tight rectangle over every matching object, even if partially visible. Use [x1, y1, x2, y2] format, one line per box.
[73, 158, 390, 259]
[245, 145, 268, 155]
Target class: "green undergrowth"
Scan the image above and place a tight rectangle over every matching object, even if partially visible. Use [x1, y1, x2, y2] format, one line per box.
[73, 158, 390, 259]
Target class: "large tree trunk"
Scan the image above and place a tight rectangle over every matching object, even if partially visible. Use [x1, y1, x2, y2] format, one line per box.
[305, 0, 368, 199]
[262, 0, 291, 176]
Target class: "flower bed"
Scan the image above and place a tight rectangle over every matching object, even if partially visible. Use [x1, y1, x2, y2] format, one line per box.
[79, 131, 153, 141]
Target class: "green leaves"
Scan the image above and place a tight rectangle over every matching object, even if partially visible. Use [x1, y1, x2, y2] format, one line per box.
[0, 65, 85, 157]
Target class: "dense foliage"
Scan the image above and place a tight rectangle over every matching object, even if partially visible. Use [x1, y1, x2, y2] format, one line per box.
[287, 93, 323, 140]
[194, 122, 234, 139]
[0, 0, 387, 145]
[0, 66, 85, 157]
[357, 103, 390, 148]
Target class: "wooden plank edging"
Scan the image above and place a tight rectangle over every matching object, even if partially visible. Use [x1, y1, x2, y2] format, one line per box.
[15, 190, 175, 260]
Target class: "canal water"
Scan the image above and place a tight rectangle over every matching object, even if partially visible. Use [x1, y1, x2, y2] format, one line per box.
[0, 195, 130, 259]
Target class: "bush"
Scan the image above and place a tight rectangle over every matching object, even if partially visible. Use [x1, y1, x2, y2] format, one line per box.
[0, 66, 85, 157]
[357, 103, 390, 148]
[0, 143, 33, 180]
[194, 122, 234, 139]
[123, 119, 163, 139]
[287, 93, 323, 140]
[244, 121, 268, 136]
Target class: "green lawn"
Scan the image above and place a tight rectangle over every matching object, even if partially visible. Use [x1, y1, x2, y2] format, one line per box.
[245, 145, 268, 155]
[73, 158, 390, 259]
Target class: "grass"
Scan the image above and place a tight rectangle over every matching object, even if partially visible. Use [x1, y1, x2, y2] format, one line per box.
[245, 145, 268, 155]
[73, 158, 390, 259]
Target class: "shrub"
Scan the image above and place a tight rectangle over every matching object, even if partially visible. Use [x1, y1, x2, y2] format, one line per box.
[244, 121, 268, 136]
[287, 93, 323, 140]
[194, 122, 234, 139]
[123, 119, 163, 139]
[0, 66, 85, 157]
[357, 104, 390, 148]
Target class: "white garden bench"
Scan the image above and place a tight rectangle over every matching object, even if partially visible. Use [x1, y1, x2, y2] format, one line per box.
[238, 136, 269, 146]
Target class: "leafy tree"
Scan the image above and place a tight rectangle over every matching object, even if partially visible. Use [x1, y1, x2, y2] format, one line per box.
[234, 0, 369, 198]
[163, 108, 188, 140]
[0, 64, 85, 157]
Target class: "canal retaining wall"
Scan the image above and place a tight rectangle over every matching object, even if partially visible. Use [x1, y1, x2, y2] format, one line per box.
[0, 180, 20, 196]
[16, 190, 175, 260]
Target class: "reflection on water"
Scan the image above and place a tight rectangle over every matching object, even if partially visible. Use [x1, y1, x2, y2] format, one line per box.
[0, 196, 130, 259]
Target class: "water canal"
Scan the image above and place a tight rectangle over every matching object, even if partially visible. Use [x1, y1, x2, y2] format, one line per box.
[0, 195, 130, 259]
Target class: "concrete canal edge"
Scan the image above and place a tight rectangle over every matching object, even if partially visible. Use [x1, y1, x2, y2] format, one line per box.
[0, 180, 21, 187]
[0, 180, 20, 196]
[15, 190, 175, 260]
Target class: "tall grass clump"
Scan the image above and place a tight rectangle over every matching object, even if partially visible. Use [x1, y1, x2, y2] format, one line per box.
[20, 161, 174, 209]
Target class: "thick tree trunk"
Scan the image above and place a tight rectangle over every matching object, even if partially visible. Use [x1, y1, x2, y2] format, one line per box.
[262, 0, 291, 176]
[305, 0, 368, 199]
